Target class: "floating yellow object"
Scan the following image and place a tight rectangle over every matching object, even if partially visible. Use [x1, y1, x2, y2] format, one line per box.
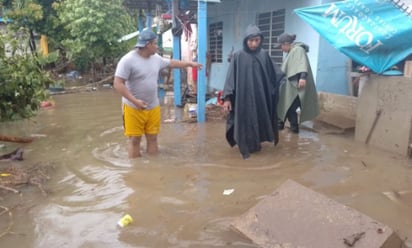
[0, 173, 11, 177]
[117, 214, 133, 227]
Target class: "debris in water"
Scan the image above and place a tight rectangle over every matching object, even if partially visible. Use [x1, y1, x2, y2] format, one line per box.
[343, 231, 365, 247]
[117, 214, 133, 228]
[223, 189, 234, 195]
[382, 190, 412, 205]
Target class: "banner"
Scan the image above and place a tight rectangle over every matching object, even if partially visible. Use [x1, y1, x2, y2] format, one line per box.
[294, 0, 412, 73]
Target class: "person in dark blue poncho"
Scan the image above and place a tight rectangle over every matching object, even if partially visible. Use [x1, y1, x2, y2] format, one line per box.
[222, 24, 284, 159]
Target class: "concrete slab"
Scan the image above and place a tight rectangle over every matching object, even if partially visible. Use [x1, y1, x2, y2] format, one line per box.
[318, 92, 357, 120]
[231, 180, 402, 248]
[316, 112, 355, 130]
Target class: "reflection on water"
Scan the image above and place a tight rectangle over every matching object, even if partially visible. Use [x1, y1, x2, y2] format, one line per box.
[0, 90, 411, 247]
[93, 142, 131, 168]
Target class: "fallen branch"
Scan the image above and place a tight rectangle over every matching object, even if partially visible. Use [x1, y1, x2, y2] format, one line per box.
[0, 185, 20, 194]
[0, 135, 33, 144]
[91, 74, 114, 86]
[51, 75, 114, 95]
[0, 162, 52, 196]
[0, 147, 24, 161]
[0, 206, 14, 239]
[71, 75, 114, 89]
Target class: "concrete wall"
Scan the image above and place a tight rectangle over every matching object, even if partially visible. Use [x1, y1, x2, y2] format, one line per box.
[355, 75, 412, 156]
[207, 0, 322, 90]
[316, 75, 412, 158]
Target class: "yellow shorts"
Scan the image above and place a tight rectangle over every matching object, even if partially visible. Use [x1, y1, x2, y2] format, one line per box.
[123, 104, 161, 137]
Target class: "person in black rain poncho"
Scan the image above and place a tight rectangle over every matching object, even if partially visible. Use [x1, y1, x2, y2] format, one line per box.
[222, 24, 284, 159]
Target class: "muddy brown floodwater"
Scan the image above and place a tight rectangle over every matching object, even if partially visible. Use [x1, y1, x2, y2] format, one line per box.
[0, 89, 411, 248]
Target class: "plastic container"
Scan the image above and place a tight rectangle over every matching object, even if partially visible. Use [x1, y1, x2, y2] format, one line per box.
[117, 214, 133, 227]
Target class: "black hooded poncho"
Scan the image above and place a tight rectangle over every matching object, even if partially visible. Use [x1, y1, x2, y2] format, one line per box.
[223, 25, 284, 159]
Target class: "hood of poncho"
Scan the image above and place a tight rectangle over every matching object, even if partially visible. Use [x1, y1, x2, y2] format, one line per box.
[243, 24, 264, 53]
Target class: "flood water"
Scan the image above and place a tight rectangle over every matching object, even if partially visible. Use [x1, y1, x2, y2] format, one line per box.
[1, 89, 412, 247]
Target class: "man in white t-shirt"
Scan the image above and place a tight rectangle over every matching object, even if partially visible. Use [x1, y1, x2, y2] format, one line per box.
[114, 28, 202, 158]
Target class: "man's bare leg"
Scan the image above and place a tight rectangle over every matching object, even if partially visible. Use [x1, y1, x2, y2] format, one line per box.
[145, 134, 158, 155]
[128, 136, 142, 158]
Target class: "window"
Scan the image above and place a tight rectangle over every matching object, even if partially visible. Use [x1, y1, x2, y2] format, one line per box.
[257, 9, 285, 65]
[209, 22, 223, 63]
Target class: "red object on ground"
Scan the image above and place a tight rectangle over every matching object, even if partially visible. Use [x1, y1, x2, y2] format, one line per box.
[40, 101, 52, 108]
[217, 91, 224, 105]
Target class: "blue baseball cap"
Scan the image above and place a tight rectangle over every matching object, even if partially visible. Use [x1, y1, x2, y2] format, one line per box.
[135, 28, 157, 48]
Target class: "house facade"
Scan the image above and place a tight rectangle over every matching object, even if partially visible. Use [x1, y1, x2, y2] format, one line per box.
[205, 0, 350, 95]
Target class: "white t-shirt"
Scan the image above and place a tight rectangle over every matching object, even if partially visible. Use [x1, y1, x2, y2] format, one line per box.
[115, 50, 170, 109]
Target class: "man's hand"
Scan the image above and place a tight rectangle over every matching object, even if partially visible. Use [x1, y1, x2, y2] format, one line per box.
[169, 60, 203, 70]
[223, 100, 232, 112]
[298, 79, 306, 89]
[134, 99, 148, 109]
[190, 62, 203, 70]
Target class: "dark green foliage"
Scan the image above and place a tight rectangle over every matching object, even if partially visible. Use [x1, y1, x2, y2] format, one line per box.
[0, 0, 138, 121]
[0, 31, 56, 121]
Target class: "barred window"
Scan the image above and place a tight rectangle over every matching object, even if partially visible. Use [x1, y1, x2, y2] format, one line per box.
[209, 22, 223, 63]
[257, 9, 285, 65]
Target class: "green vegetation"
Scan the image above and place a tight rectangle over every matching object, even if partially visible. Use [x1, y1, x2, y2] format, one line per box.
[0, 30, 57, 121]
[0, 0, 137, 122]
[53, 0, 135, 72]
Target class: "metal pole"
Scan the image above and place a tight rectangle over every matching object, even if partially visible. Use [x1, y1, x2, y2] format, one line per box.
[172, 0, 182, 106]
[197, 0, 207, 122]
